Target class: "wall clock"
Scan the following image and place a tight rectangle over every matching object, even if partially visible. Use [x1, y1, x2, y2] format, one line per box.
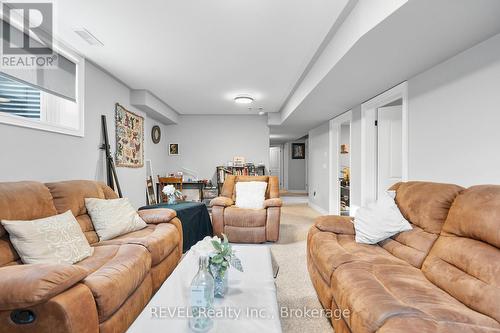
[151, 125, 161, 144]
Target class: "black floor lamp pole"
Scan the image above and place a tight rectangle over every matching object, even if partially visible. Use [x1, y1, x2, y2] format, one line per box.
[100, 115, 123, 198]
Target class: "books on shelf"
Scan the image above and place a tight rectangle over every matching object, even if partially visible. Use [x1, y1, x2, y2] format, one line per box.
[216, 164, 266, 194]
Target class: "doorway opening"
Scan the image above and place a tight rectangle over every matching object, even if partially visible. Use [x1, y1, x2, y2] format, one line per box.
[329, 110, 352, 215]
[361, 82, 408, 206]
[269, 146, 283, 188]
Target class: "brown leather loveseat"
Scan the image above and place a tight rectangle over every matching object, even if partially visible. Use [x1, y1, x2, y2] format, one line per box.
[210, 175, 282, 243]
[307, 181, 500, 333]
[0, 180, 183, 333]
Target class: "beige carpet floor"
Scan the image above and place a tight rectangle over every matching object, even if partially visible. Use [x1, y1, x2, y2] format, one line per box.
[271, 199, 333, 333]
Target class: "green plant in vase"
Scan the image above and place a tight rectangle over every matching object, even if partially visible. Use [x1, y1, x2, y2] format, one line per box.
[192, 234, 243, 298]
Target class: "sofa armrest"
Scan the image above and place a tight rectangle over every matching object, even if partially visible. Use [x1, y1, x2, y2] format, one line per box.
[314, 215, 355, 235]
[0, 264, 87, 310]
[210, 197, 234, 207]
[264, 198, 283, 208]
[138, 208, 177, 224]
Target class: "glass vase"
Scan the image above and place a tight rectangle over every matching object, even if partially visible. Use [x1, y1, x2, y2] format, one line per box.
[210, 264, 228, 298]
[167, 195, 176, 205]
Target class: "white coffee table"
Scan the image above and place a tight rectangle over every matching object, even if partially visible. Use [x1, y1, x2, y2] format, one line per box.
[127, 245, 282, 333]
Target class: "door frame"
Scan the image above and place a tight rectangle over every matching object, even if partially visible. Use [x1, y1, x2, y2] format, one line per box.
[269, 145, 283, 189]
[360, 81, 408, 206]
[329, 110, 352, 215]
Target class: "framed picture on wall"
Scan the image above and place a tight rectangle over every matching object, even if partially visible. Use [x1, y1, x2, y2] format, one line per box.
[169, 143, 179, 155]
[292, 143, 305, 159]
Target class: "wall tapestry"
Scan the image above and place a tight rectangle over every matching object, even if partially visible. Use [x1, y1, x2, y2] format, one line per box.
[115, 103, 144, 168]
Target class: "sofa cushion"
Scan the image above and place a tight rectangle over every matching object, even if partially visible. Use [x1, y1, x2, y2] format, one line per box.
[422, 185, 500, 323]
[46, 180, 118, 244]
[332, 262, 500, 333]
[224, 206, 267, 227]
[75, 244, 151, 322]
[391, 181, 463, 234]
[309, 230, 408, 284]
[379, 181, 464, 268]
[2, 210, 93, 264]
[235, 181, 267, 209]
[379, 317, 500, 333]
[96, 224, 180, 265]
[84, 198, 147, 241]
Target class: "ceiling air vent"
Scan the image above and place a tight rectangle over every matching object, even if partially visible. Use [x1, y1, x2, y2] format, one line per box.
[74, 28, 104, 46]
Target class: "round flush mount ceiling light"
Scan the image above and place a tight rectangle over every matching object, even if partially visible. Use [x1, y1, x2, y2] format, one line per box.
[234, 95, 254, 104]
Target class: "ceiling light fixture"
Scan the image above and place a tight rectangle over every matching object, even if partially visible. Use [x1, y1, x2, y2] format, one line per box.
[258, 111, 265, 116]
[234, 95, 254, 104]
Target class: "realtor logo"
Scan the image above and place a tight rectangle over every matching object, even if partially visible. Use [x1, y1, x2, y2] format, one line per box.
[1, 1, 57, 68]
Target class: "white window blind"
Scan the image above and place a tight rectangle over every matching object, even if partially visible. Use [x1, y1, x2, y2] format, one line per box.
[0, 73, 41, 119]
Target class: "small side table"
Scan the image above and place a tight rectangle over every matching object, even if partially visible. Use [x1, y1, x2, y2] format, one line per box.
[139, 201, 213, 253]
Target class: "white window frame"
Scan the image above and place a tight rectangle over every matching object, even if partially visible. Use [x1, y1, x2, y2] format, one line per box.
[0, 30, 85, 137]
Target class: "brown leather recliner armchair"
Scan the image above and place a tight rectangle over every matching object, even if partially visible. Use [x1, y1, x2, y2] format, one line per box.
[210, 175, 282, 243]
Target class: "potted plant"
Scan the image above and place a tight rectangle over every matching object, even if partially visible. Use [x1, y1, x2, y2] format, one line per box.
[192, 234, 243, 297]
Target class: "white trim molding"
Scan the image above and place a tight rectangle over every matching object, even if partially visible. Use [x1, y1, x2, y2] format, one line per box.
[360, 81, 409, 206]
[328, 110, 352, 215]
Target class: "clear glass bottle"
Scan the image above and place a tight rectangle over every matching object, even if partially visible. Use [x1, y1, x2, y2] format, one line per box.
[189, 255, 214, 332]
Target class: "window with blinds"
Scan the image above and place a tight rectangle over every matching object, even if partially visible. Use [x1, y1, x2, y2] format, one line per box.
[0, 74, 41, 120]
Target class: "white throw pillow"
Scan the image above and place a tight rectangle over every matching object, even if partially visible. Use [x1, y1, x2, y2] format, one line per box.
[235, 181, 268, 209]
[354, 191, 412, 244]
[85, 198, 147, 241]
[1, 210, 93, 264]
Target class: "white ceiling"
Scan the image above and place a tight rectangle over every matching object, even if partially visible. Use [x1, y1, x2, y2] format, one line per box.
[54, 0, 349, 115]
[270, 0, 500, 143]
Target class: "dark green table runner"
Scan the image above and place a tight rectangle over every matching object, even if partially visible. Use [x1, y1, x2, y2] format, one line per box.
[139, 201, 213, 253]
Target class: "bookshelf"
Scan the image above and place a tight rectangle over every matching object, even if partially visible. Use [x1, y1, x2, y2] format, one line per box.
[216, 165, 266, 194]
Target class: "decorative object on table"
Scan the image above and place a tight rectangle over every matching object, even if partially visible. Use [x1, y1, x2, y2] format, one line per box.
[191, 235, 243, 298]
[291, 142, 305, 159]
[189, 255, 214, 333]
[162, 184, 183, 205]
[151, 125, 161, 144]
[169, 143, 179, 155]
[100, 115, 122, 197]
[146, 176, 157, 205]
[158, 175, 183, 202]
[233, 156, 245, 167]
[340, 143, 349, 154]
[115, 103, 144, 168]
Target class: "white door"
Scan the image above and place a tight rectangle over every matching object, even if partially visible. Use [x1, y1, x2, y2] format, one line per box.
[377, 106, 402, 199]
[269, 147, 281, 187]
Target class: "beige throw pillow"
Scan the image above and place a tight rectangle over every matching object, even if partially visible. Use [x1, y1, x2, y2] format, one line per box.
[85, 198, 147, 241]
[1, 210, 93, 264]
[235, 181, 268, 209]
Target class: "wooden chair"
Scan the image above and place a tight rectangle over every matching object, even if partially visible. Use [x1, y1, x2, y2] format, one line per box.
[158, 175, 183, 202]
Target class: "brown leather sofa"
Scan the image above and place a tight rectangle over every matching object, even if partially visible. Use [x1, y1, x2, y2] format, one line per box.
[307, 181, 500, 333]
[0, 180, 183, 333]
[210, 175, 282, 243]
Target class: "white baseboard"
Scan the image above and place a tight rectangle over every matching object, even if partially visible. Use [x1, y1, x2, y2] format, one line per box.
[286, 189, 308, 193]
[308, 201, 328, 215]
